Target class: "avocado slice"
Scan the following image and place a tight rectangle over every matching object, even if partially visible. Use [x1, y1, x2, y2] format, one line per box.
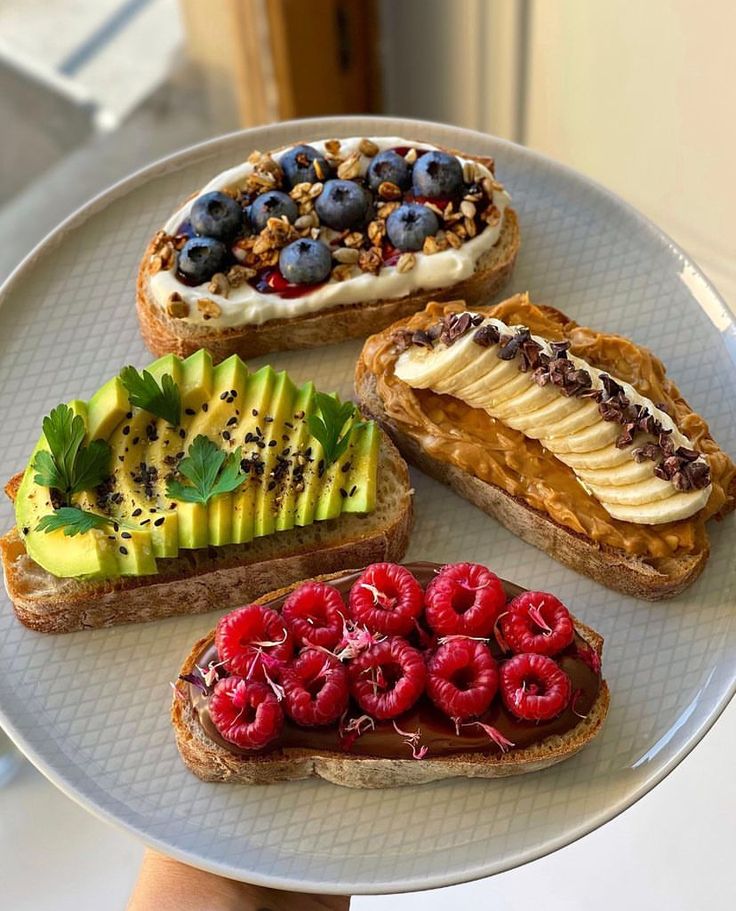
[253, 371, 298, 538]
[208, 492, 233, 546]
[176, 501, 209, 549]
[274, 381, 316, 532]
[230, 365, 278, 545]
[341, 422, 380, 514]
[87, 377, 129, 442]
[314, 414, 360, 522]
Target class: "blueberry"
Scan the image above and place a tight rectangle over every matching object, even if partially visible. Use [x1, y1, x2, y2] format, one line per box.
[249, 191, 298, 232]
[177, 236, 228, 285]
[280, 144, 332, 187]
[190, 191, 245, 241]
[386, 203, 440, 252]
[411, 151, 464, 198]
[314, 179, 370, 231]
[366, 150, 411, 191]
[279, 238, 332, 284]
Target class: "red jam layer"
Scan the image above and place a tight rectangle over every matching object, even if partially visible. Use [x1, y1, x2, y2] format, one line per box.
[187, 563, 602, 759]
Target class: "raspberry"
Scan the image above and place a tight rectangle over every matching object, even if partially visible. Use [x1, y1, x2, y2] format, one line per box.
[426, 639, 498, 721]
[500, 653, 571, 721]
[209, 677, 284, 749]
[348, 637, 426, 720]
[215, 604, 293, 679]
[281, 582, 346, 650]
[348, 563, 424, 636]
[281, 649, 349, 726]
[424, 562, 506, 638]
[498, 591, 574, 656]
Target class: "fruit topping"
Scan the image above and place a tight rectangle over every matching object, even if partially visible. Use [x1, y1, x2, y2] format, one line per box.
[349, 562, 424, 636]
[500, 653, 572, 721]
[424, 562, 505, 637]
[281, 649, 349, 726]
[426, 639, 498, 721]
[281, 143, 332, 187]
[215, 603, 293, 679]
[190, 191, 245, 241]
[386, 203, 440, 252]
[314, 178, 370, 230]
[278, 238, 332, 284]
[177, 236, 228, 285]
[281, 581, 346, 649]
[411, 150, 464, 197]
[498, 591, 574, 656]
[348, 637, 426, 719]
[249, 190, 298, 232]
[210, 677, 284, 749]
[366, 149, 411, 191]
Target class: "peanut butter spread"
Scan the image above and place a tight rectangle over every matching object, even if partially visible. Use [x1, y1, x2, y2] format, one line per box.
[360, 296, 736, 563]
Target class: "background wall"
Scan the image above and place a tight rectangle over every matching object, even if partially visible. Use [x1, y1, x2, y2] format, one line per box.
[382, 0, 736, 304]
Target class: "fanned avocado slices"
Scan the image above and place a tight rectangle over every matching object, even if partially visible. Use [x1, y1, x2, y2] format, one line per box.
[15, 351, 379, 580]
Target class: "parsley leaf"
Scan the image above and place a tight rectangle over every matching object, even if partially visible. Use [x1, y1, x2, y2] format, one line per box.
[36, 507, 112, 537]
[307, 392, 366, 466]
[32, 404, 111, 503]
[165, 435, 246, 504]
[120, 366, 181, 426]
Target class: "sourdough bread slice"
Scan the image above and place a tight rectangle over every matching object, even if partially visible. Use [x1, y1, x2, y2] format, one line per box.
[1, 432, 412, 633]
[172, 571, 609, 788]
[354, 301, 736, 600]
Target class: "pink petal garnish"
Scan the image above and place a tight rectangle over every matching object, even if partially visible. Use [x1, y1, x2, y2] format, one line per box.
[528, 602, 553, 636]
[169, 681, 187, 702]
[261, 663, 285, 701]
[571, 688, 587, 719]
[437, 634, 489, 645]
[392, 720, 427, 760]
[493, 610, 511, 652]
[467, 722, 515, 753]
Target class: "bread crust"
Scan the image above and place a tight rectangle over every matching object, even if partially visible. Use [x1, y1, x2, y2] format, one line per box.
[1, 432, 413, 633]
[171, 571, 609, 788]
[354, 326, 720, 601]
[136, 156, 519, 363]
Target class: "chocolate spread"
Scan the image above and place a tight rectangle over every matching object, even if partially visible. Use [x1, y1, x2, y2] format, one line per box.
[186, 562, 602, 759]
[358, 297, 736, 563]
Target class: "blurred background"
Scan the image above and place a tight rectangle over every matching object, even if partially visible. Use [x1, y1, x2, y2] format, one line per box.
[0, 0, 734, 303]
[1, 1, 735, 908]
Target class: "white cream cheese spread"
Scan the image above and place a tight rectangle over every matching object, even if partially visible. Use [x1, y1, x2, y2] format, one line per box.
[149, 137, 511, 329]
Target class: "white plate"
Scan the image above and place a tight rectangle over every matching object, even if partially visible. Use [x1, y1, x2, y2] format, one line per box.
[0, 116, 734, 895]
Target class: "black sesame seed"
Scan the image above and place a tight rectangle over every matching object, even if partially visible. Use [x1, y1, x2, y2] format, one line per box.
[230, 389, 237, 398]
[220, 391, 228, 400]
[122, 425, 130, 435]
[154, 517, 165, 527]
[265, 415, 274, 423]
[268, 440, 276, 447]
[132, 507, 142, 517]
[132, 437, 140, 445]
[252, 408, 258, 416]
[121, 531, 132, 539]
[341, 461, 351, 472]
[140, 519, 151, 526]
[223, 431, 231, 441]
[119, 546, 128, 555]
[22, 526, 29, 535]
[350, 485, 357, 497]
[339, 487, 347, 498]
[179, 428, 186, 438]
[202, 403, 209, 412]
[227, 416, 238, 426]
[185, 407, 196, 416]
[126, 411, 133, 419]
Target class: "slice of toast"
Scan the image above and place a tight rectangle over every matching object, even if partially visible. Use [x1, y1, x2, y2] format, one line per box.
[0, 432, 412, 633]
[354, 299, 736, 601]
[172, 570, 609, 789]
[136, 140, 520, 363]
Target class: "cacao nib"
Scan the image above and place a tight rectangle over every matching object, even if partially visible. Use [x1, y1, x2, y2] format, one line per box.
[392, 329, 413, 352]
[439, 312, 473, 346]
[411, 329, 434, 349]
[497, 333, 519, 360]
[473, 324, 500, 348]
[550, 340, 571, 359]
[632, 442, 660, 462]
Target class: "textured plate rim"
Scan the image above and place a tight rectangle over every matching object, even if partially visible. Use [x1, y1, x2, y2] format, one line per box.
[0, 115, 734, 895]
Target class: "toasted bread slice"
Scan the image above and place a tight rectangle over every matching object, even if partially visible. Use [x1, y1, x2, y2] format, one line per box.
[172, 571, 609, 788]
[354, 300, 736, 601]
[137, 209, 519, 363]
[0, 432, 412, 633]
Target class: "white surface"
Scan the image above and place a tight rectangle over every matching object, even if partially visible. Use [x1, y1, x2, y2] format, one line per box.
[0, 114, 734, 904]
[2, 698, 734, 909]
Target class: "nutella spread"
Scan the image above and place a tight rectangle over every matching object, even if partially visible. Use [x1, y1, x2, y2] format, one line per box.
[186, 563, 602, 759]
[359, 297, 736, 561]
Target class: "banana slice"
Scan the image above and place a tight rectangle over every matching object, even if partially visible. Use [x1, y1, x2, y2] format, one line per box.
[505, 393, 583, 433]
[533, 399, 601, 440]
[541, 417, 620, 453]
[395, 332, 476, 388]
[463, 370, 531, 409]
[576, 457, 656, 487]
[454, 358, 521, 403]
[491, 381, 559, 421]
[556, 442, 634, 470]
[585, 474, 676, 506]
[602, 487, 710, 524]
[441, 348, 509, 395]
